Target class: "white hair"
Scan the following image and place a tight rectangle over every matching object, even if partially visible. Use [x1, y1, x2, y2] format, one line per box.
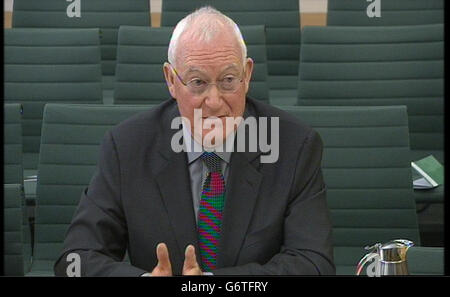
[167, 6, 247, 68]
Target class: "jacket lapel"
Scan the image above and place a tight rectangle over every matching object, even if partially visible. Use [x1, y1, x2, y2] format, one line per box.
[217, 102, 264, 268]
[217, 150, 263, 268]
[155, 152, 200, 264]
[154, 102, 201, 268]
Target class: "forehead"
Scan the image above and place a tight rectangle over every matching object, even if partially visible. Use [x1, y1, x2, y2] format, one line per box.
[177, 29, 243, 70]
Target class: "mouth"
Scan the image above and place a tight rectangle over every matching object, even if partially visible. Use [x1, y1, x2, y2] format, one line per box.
[202, 115, 227, 119]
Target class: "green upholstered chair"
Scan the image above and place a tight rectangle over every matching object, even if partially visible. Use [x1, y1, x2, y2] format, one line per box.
[296, 24, 444, 203]
[4, 184, 25, 276]
[327, 0, 444, 26]
[28, 104, 152, 276]
[4, 104, 32, 274]
[281, 105, 421, 275]
[4, 104, 24, 186]
[114, 25, 269, 104]
[407, 246, 444, 275]
[12, 0, 151, 100]
[114, 26, 171, 105]
[161, 0, 301, 102]
[5, 28, 104, 179]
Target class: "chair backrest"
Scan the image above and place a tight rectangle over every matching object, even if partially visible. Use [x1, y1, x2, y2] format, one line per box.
[327, 0, 444, 26]
[12, 0, 150, 83]
[4, 184, 25, 276]
[31, 104, 152, 274]
[3, 104, 32, 273]
[4, 103, 23, 185]
[297, 24, 444, 163]
[161, 0, 300, 81]
[113, 26, 172, 104]
[280, 105, 420, 275]
[114, 25, 269, 104]
[4, 28, 103, 170]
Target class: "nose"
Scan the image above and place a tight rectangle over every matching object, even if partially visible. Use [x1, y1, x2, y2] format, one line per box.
[203, 83, 223, 111]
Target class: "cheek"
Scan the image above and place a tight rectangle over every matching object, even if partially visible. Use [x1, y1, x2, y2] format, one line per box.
[176, 94, 201, 123]
[226, 93, 246, 116]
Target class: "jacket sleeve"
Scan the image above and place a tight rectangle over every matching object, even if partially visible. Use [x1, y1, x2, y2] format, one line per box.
[212, 129, 335, 275]
[54, 130, 147, 276]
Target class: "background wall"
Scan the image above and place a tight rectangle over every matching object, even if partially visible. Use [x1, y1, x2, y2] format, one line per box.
[3, 0, 328, 28]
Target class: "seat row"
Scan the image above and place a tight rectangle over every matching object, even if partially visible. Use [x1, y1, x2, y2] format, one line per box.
[11, 0, 444, 97]
[4, 103, 444, 276]
[4, 23, 444, 196]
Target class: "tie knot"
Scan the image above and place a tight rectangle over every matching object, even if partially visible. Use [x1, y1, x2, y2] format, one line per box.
[201, 152, 222, 173]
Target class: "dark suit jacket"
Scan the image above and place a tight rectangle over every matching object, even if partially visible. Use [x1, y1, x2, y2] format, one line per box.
[54, 98, 335, 276]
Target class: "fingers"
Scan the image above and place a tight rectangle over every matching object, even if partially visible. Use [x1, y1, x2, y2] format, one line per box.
[183, 244, 198, 270]
[182, 245, 203, 275]
[156, 242, 172, 271]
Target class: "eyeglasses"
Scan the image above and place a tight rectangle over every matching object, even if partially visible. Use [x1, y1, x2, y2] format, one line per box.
[170, 64, 244, 95]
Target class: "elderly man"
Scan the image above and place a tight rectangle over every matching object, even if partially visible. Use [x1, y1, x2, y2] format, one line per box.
[54, 7, 335, 276]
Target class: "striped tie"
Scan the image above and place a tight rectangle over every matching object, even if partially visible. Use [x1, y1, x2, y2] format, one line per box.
[198, 152, 225, 271]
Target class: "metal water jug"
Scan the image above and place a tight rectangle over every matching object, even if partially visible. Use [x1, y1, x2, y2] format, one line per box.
[356, 239, 414, 276]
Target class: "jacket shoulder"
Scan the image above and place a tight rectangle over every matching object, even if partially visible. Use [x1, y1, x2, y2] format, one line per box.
[246, 98, 315, 142]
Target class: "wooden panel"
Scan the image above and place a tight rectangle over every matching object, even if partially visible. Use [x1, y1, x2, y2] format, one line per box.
[5, 12, 327, 29]
[5, 11, 12, 28]
[151, 12, 161, 27]
[301, 13, 327, 28]
[150, 12, 326, 28]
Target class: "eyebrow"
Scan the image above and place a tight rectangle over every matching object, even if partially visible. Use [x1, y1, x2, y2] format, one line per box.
[182, 64, 240, 77]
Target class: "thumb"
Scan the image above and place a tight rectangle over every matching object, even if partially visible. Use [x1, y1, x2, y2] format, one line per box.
[183, 245, 199, 270]
[156, 243, 171, 270]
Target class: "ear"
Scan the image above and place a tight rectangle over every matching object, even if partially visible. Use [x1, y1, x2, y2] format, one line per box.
[163, 62, 177, 99]
[243, 57, 254, 94]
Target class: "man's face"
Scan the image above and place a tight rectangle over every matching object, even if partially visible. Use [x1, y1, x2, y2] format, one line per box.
[164, 28, 253, 147]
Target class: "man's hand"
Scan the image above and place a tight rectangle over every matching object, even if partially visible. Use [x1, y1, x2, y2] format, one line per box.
[182, 245, 203, 275]
[150, 243, 173, 276]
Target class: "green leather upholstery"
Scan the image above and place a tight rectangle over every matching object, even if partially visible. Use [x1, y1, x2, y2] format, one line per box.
[281, 105, 420, 275]
[161, 0, 300, 92]
[297, 24, 444, 165]
[4, 184, 25, 276]
[4, 104, 24, 185]
[297, 24, 444, 204]
[114, 25, 269, 104]
[3, 104, 32, 274]
[407, 246, 444, 275]
[4, 28, 103, 173]
[328, 0, 444, 26]
[114, 26, 171, 104]
[12, 0, 151, 99]
[29, 104, 152, 276]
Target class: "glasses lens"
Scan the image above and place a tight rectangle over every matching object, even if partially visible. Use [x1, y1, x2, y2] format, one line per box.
[220, 77, 239, 92]
[187, 79, 208, 94]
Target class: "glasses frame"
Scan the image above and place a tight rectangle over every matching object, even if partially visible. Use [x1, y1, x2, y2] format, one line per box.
[169, 63, 245, 95]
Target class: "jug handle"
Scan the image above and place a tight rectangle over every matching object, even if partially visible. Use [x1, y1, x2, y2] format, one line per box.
[356, 252, 379, 275]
